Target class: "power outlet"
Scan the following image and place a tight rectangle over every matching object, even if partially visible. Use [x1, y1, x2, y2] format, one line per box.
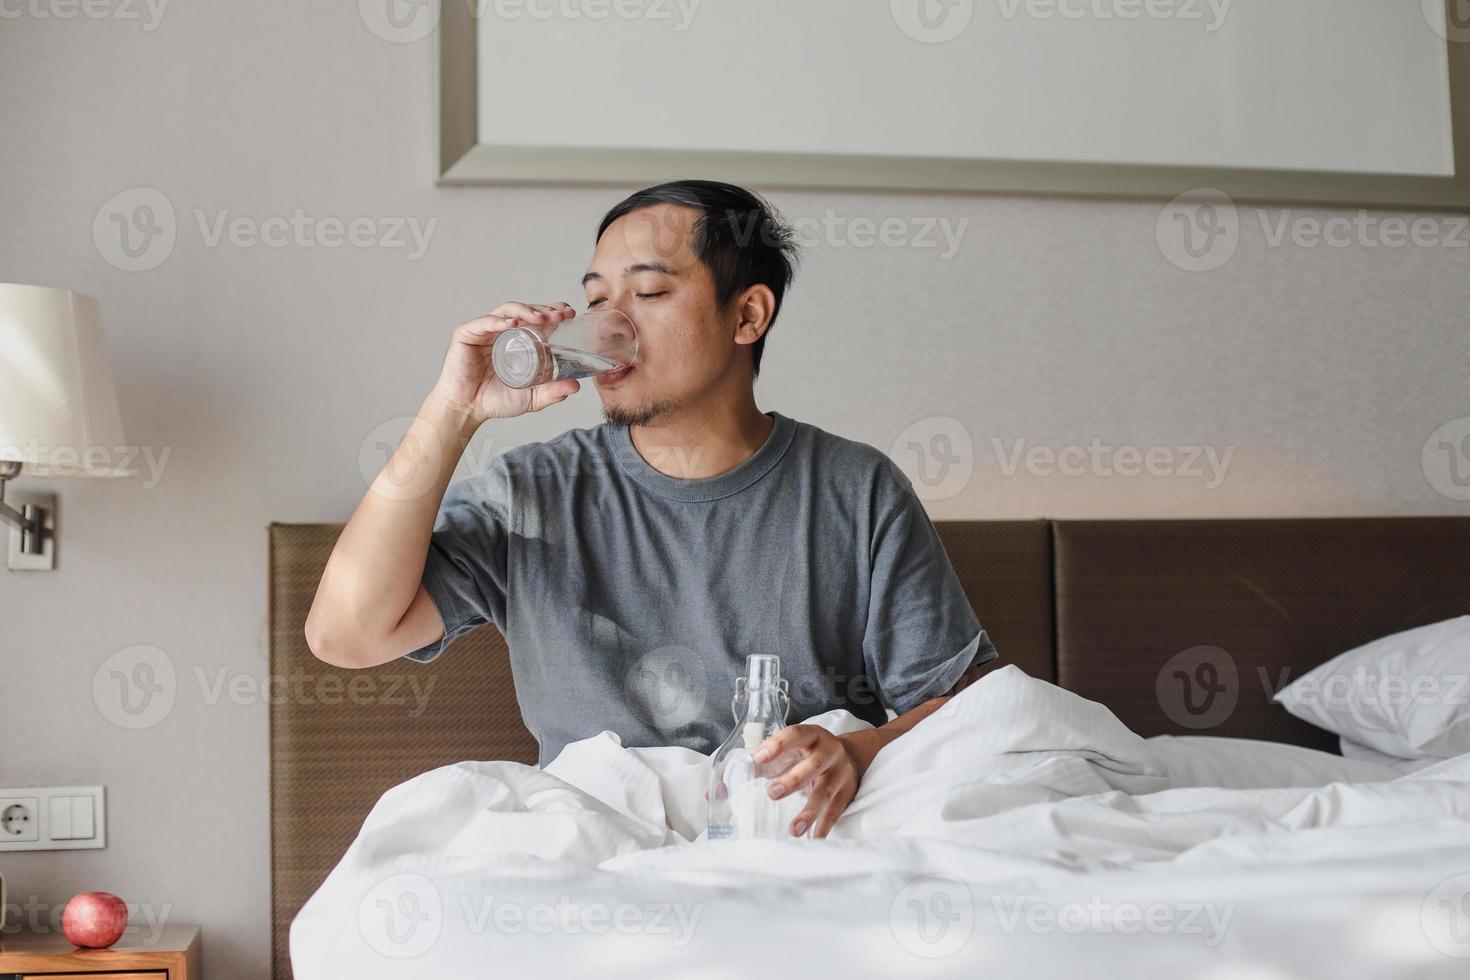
[0, 787, 104, 851]
[0, 798, 40, 842]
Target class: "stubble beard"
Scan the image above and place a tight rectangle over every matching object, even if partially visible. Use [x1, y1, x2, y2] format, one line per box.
[603, 396, 682, 428]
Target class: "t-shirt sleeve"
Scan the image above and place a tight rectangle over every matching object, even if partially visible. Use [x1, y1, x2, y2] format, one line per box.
[403, 460, 512, 664]
[862, 479, 998, 714]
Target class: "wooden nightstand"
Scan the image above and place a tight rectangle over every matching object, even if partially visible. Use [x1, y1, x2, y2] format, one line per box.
[0, 924, 199, 978]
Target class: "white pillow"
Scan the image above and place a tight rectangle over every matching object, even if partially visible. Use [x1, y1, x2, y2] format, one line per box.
[1337, 736, 1438, 773]
[1273, 616, 1470, 760]
[1148, 735, 1397, 789]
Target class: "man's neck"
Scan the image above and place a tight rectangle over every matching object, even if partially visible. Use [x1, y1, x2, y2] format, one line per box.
[629, 391, 774, 481]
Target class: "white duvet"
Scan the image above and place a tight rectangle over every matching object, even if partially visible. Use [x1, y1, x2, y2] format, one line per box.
[291, 667, 1470, 978]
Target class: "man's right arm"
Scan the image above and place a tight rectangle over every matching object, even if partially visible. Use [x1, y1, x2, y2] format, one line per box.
[305, 302, 582, 669]
[305, 392, 480, 668]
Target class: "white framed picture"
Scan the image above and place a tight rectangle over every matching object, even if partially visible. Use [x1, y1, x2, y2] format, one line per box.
[437, 0, 1470, 209]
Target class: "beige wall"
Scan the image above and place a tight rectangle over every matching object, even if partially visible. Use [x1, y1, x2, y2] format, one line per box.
[1, 4, 1468, 979]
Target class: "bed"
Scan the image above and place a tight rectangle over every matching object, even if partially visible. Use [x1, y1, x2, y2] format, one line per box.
[269, 518, 1470, 978]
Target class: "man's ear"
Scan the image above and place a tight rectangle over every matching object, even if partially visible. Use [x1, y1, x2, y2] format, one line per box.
[732, 284, 777, 348]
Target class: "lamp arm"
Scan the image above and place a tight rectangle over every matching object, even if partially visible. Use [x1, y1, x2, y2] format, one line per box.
[0, 462, 17, 525]
[0, 464, 47, 555]
[0, 501, 27, 529]
[0, 500, 29, 531]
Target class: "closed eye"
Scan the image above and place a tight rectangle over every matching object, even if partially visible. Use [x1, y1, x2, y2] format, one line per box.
[588, 292, 664, 309]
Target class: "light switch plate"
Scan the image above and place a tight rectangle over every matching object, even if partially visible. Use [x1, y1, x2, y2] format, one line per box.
[6, 490, 56, 571]
[0, 786, 104, 851]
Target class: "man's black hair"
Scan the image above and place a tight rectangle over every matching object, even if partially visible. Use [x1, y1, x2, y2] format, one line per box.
[596, 179, 799, 377]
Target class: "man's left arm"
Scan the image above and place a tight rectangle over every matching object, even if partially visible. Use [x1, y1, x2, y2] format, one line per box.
[755, 471, 1001, 837]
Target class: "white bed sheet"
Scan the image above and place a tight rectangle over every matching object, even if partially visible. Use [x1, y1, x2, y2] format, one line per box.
[291, 667, 1470, 978]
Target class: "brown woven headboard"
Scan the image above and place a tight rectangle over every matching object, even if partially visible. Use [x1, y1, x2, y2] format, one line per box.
[268, 517, 1470, 979]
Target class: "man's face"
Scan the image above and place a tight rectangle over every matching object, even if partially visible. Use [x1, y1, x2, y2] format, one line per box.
[582, 203, 737, 427]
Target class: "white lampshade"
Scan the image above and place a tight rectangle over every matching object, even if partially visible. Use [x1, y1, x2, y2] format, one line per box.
[0, 283, 132, 477]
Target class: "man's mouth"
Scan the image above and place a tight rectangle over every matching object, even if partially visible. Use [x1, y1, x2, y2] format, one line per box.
[596, 363, 634, 387]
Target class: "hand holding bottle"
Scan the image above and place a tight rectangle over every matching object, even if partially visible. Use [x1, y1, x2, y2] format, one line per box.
[752, 725, 863, 839]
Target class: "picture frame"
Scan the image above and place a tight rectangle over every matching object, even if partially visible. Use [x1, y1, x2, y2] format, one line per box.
[438, 1, 1470, 211]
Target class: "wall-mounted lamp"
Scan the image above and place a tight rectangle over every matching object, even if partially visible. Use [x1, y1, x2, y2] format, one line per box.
[0, 284, 132, 571]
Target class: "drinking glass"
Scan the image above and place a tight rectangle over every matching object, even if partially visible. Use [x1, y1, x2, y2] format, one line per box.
[490, 308, 638, 389]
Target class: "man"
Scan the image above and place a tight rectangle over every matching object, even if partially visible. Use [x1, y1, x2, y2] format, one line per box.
[306, 180, 998, 839]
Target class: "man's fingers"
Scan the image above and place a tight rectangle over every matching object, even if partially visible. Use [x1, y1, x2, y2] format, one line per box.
[791, 775, 850, 838]
[754, 725, 819, 763]
[767, 750, 832, 799]
[490, 302, 547, 322]
[526, 378, 579, 411]
[457, 314, 516, 342]
[490, 301, 576, 326]
[811, 781, 856, 839]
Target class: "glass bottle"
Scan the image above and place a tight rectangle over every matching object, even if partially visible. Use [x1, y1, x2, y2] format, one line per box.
[707, 654, 792, 841]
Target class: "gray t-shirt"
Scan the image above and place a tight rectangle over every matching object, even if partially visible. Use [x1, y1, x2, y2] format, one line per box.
[407, 411, 996, 766]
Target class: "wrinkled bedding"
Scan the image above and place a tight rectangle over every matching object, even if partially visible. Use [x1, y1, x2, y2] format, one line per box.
[291, 667, 1470, 978]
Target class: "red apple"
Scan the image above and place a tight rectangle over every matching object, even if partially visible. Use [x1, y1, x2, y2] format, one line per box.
[61, 891, 129, 948]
